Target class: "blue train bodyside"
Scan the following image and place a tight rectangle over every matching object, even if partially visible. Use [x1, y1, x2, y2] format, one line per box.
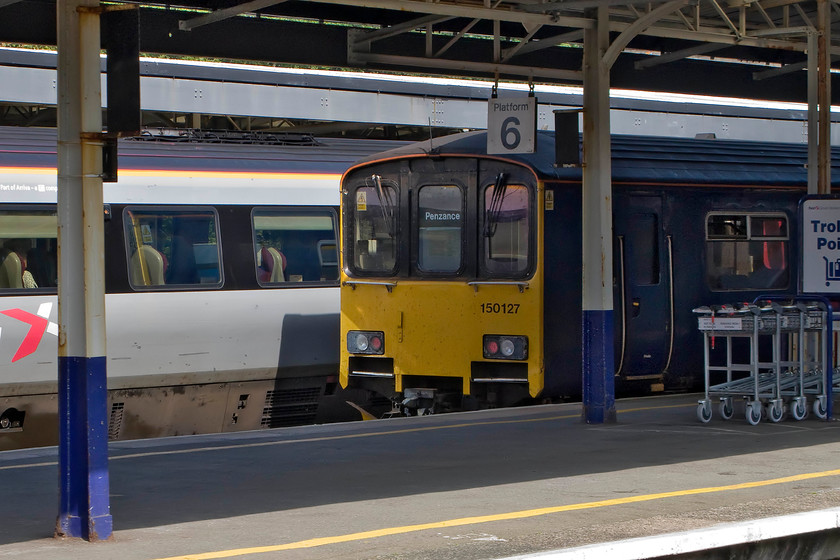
[371, 130, 827, 396]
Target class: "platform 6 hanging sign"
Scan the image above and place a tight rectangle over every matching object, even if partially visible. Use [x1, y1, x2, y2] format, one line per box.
[801, 196, 840, 293]
[487, 97, 537, 155]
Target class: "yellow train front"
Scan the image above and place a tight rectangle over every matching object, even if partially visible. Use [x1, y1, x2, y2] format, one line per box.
[339, 132, 546, 414]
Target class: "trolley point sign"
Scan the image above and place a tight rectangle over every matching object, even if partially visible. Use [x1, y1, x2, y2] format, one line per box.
[801, 196, 840, 293]
[487, 96, 537, 155]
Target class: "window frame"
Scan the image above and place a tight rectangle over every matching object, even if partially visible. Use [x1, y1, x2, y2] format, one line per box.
[411, 182, 467, 278]
[0, 204, 58, 293]
[251, 206, 340, 288]
[704, 211, 790, 292]
[123, 205, 223, 291]
[344, 179, 401, 278]
[478, 179, 535, 280]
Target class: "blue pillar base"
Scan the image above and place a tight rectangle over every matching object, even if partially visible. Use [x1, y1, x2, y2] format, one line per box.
[56, 513, 113, 542]
[582, 309, 617, 424]
[57, 355, 112, 541]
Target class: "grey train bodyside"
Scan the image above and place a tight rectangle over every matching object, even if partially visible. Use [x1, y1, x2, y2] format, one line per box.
[0, 127, 403, 450]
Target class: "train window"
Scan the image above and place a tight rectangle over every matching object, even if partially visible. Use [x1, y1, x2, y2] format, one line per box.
[417, 185, 464, 273]
[707, 215, 747, 239]
[0, 209, 57, 290]
[252, 209, 339, 284]
[349, 179, 398, 275]
[628, 213, 659, 286]
[124, 207, 221, 289]
[481, 181, 530, 277]
[705, 213, 788, 291]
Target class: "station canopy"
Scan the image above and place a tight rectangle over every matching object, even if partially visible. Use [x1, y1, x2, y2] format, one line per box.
[0, 0, 838, 104]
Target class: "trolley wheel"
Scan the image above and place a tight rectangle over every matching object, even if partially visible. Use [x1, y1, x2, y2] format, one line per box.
[719, 398, 734, 420]
[767, 400, 785, 423]
[791, 398, 808, 421]
[813, 397, 828, 420]
[697, 401, 712, 423]
[746, 401, 762, 426]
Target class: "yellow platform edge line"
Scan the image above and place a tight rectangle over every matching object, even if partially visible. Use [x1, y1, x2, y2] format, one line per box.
[151, 467, 840, 560]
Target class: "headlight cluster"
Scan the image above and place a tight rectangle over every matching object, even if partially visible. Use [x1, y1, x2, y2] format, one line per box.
[483, 335, 528, 360]
[347, 331, 385, 354]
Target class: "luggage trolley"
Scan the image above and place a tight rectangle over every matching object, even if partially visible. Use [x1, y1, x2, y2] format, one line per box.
[694, 302, 777, 425]
[694, 297, 833, 425]
[757, 295, 834, 421]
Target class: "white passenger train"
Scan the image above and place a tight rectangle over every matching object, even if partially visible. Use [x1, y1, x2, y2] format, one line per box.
[0, 126, 401, 450]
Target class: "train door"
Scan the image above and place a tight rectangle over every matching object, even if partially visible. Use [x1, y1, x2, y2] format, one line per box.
[613, 193, 671, 385]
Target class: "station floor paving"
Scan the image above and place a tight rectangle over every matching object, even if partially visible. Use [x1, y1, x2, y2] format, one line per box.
[1, 393, 840, 560]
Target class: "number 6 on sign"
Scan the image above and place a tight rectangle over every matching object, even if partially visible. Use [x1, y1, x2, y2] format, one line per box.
[501, 117, 521, 150]
[487, 96, 537, 155]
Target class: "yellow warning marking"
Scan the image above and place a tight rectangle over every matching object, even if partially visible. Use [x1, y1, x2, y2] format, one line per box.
[151, 468, 840, 560]
[345, 401, 377, 421]
[0, 461, 56, 471]
[0, 399, 692, 469]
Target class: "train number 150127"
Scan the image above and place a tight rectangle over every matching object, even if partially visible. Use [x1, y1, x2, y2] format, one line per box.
[480, 303, 520, 314]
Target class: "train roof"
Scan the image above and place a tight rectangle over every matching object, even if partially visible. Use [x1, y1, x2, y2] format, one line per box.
[350, 130, 840, 187]
[0, 126, 407, 174]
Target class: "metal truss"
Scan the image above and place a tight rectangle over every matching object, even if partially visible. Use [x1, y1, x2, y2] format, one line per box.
[173, 0, 836, 86]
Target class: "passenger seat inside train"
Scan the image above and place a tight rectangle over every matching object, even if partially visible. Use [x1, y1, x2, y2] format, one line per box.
[257, 246, 286, 283]
[130, 245, 166, 286]
[0, 249, 22, 289]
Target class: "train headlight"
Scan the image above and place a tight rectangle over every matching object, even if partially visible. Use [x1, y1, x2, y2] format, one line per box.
[483, 335, 528, 360]
[347, 331, 385, 355]
[355, 333, 369, 352]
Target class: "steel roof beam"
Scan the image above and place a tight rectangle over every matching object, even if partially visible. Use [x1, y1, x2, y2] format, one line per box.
[520, 0, 676, 11]
[793, 3, 814, 28]
[752, 2, 777, 28]
[501, 23, 543, 61]
[294, 0, 595, 28]
[604, 0, 689, 68]
[353, 14, 453, 45]
[435, 18, 481, 56]
[609, 19, 808, 51]
[347, 50, 583, 80]
[434, 0, 506, 56]
[709, 0, 742, 38]
[634, 42, 728, 69]
[178, 0, 287, 31]
[502, 29, 584, 58]
[752, 48, 839, 80]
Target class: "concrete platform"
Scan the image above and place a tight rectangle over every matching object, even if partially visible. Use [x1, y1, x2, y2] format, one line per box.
[1, 393, 840, 560]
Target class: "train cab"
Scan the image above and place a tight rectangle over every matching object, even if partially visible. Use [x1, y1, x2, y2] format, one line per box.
[340, 133, 548, 412]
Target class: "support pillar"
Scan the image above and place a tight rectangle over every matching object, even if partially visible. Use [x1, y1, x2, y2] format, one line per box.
[55, 0, 112, 541]
[817, 0, 832, 195]
[581, 6, 616, 424]
[807, 30, 818, 195]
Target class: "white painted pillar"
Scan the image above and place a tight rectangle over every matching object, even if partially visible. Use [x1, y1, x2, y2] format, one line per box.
[55, 0, 112, 541]
[581, 6, 616, 423]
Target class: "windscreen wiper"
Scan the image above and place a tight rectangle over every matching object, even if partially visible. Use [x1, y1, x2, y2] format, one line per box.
[483, 172, 508, 238]
[371, 174, 396, 238]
